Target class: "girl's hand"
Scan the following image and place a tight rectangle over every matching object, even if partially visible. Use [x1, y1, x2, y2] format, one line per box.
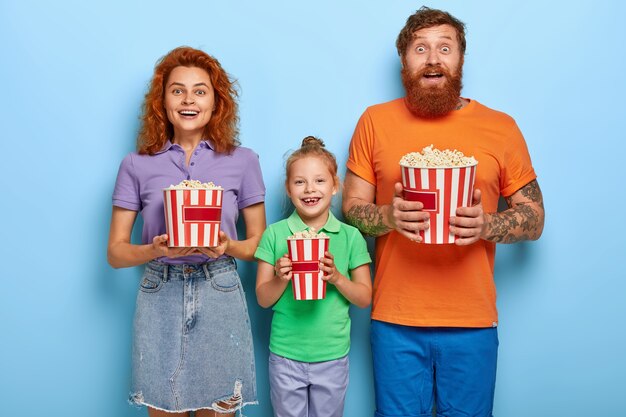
[320, 251, 343, 284]
[152, 234, 196, 258]
[274, 254, 293, 281]
[195, 231, 230, 258]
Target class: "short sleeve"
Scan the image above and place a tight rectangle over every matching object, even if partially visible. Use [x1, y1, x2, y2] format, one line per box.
[348, 229, 372, 271]
[112, 153, 141, 211]
[346, 109, 377, 185]
[238, 149, 266, 209]
[501, 119, 537, 197]
[254, 226, 277, 265]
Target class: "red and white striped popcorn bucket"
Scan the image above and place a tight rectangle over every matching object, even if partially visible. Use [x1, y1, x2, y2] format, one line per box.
[287, 237, 330, 300]
[163, 188, 223, 247]
[400, 163, 477, 244]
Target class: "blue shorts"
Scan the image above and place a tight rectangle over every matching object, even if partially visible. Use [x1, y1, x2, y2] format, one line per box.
[371, 320, 498, 417]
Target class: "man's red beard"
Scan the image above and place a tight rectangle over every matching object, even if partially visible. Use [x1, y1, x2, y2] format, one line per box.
[401, 65, 463, 118]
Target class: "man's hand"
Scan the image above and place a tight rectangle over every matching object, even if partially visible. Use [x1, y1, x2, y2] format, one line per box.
[388, 182, 431, 242]
[342, 170, 431, 240]
[449, 189, 486, 246]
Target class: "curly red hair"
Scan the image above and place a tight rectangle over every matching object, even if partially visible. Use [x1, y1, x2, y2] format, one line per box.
[396, 7, 466, 58]
[138, 46, 239, 155]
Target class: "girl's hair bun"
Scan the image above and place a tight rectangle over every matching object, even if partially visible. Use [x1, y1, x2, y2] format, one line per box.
[285, 135, 338, 185]
[301, 136, 325, 148]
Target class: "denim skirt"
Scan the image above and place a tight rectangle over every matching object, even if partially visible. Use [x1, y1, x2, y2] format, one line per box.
[128, 257, 257, 413]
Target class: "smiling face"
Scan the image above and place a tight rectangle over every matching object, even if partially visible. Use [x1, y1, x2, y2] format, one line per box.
[286, 156, 338, 230]
[164, 66, 215, 141]
[401, 24, 464, 118]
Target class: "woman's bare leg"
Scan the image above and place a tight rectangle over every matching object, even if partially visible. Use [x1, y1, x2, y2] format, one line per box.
[195, 409, 234, 417]
[148, 407, 190, 417]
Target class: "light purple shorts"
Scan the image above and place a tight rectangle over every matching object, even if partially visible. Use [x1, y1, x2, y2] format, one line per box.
[268, 352, 349, 417]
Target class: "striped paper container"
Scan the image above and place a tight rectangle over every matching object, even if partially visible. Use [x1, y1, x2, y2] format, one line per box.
[287, 237, 330, 300]
[163, 188, 223, 247]
[400, 163, 477, 244]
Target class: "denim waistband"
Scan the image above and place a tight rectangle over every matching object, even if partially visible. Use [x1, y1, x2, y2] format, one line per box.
[146, 257, 237, 282]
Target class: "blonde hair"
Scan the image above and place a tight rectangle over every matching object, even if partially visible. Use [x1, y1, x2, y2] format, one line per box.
[285, 136, 339, 186]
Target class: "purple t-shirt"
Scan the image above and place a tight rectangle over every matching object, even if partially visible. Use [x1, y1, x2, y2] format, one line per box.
[112, 140, 265, 264]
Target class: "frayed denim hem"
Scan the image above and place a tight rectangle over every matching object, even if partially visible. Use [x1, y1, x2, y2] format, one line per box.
[128, 391, 258, 416]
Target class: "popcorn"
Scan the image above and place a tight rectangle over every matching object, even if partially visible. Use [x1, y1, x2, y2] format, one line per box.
[288, 228, 328, 239]
[400, 145, 476, 168]
[166, 179, 223, 189]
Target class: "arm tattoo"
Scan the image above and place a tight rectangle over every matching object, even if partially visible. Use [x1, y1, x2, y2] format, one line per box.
[484, 180, 545, 244]
[519, 180, 543, 202]
[345, 203, 391, 237]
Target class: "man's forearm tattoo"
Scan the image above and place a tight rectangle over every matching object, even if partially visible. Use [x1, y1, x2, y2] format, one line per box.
[484, 180, 544, 244]
[345, 204, 391, 237]
[519, 180, 543, 202]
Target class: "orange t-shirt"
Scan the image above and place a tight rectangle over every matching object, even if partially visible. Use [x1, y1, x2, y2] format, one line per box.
[347, 98, 537, 327]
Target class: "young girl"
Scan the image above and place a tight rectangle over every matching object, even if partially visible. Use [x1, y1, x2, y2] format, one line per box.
[255, 136, 372, 417]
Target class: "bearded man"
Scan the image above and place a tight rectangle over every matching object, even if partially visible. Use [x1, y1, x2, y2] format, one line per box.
[342, 7, 545, 417]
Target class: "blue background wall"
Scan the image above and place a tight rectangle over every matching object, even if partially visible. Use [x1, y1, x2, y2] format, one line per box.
[1, 1, 625, 416]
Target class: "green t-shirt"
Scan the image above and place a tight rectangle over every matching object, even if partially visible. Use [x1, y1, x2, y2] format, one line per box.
[255, 210, 371, 362]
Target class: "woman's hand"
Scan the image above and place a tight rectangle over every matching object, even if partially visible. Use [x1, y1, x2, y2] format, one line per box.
[151, 234, 196, 258]
[221, 203, 266, 261]
[108, 207, 195, 268]
[274, 254, 293, 282]
[194, 231, 231, 258]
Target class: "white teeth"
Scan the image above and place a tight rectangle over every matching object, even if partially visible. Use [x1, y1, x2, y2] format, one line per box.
[180, 110, 199, 115]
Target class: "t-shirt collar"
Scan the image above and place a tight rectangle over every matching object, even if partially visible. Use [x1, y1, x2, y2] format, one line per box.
[286, 210, 341, 235]
[154, 139, 215, 155]
[200, 139, 215, 150]
[153, 140, 174, 155]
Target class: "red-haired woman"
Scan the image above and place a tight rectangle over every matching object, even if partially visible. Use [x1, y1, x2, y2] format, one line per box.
[108, 47, 265, 417]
